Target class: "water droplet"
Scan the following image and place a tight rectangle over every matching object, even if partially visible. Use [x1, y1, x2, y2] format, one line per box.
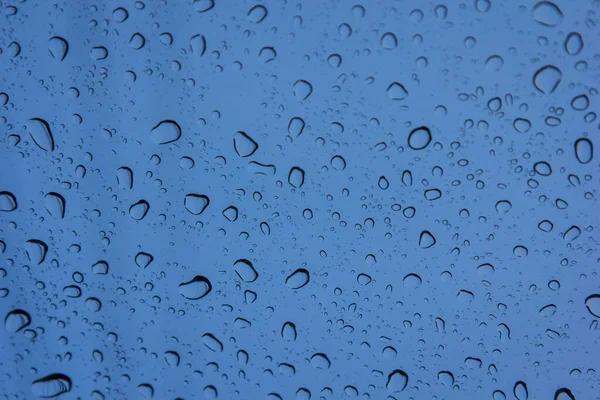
[222, 206, 239, 222]
[330, 155, 346, 170]
[288, 117, 305, 137]
[112, 7, 128, 22]
[310, 353, 330, 369]
[403, 273, 422, 288]
[327, 54, 342, 68]
[233, 131, 258, 157]
[293, 80, 313, 101]
[248, 5, 268, 23]
[564, 32, 583, 55]
[150, 120, 181, 144]
[48, 36, 68, 61]
[574, 138, 593, 164]
[90, 46, 108, 60]
[184, 194, 209, 215]
[285, 268, 310, 289]
[92, 260, 109, 275]
[116, 167, 134, 189]
[513, 118, 532, 133]
[408, 126, 432, 150]
[419, 230, 436, 248]
[288, 167, 305, 188]
[554, 388, 575, 400]
[533, 1, 563, 26]
[485, 55, 504, 71]
[234, 259, 258, 282]
[27, 118, 55, 152]
[533, 161, 552, 176]
[281, 322, 297, 340]
[381, 32, 398, 49]
[31, 374, 72, 398]
[129, 33, 145, 50]
[564, 225, 581, 241]
[0, 191, 17, 212]
[387, 82, 408, 100]
[129, 200, 150, 220]
[179, 276, 212, 300]
[202, 333, 223, 352]
[25, 239, 48, 264]
[189, 34, 206, 56]
[378, 176, 389, 190]
[386, 369, 408, 392]
[193, 0, 214, 13]
[135, 252, 154, 268]
[259, 46, 276, 62]
[5, 309, 31, 332]
[164, 351, 180, 367]
[533, 65, 562, 94]
[44, 192, 65, 219]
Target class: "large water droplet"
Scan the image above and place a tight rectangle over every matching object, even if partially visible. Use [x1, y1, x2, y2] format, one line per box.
[179, 276, 212, 300]
[386, 370, 408, 392]
[25, 239, 48, 264]
[248, 5, 268, 23]
[129, 200, 150, 220]
[387, 82, 408, 100]
[44, 192, 65, 219]
[202, 333, 223, 352]
[408, 126, 431, 150]
[585, 294, 600, 317]
[419, 230, 436, 248]
[285, 268, 310, 289]
[233, 131, 258, 157]
[27, 118, 55, 152]
[31, 374, 72, 398]
[150, 120, 181, 144]
[48, 36, 68, 61]
[574, 138, 593, 164]
[189, 34, 206, 56]
[184, 194, 209, 215]
[0, 191, 17, 212]
[234, 259, 258, 282]
[293, 80, 313, 101]
[565, 32, 583, 55]
[288, 167, 305, 188]
[533, 1, 563, 26]
[194, 0, 214, 13]
[533, 65, 562, 94]
[5, 309, 31, 332]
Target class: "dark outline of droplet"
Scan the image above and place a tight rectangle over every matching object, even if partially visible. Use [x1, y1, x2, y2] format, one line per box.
[248, 4, 268, 23]
[5, 309, 31, 332]
[202, 333, 223, 352]
[189, 34, 206, 56]
[532, 1, 564, 27]
[585, 294, 600, 317]
[31, 373, 72, 398]
[233, 131, 259, 158]
[386, 82, 408, 100]
[28, 118, 55, 152]
[293, 80, 313, 101]
[234, 259, 259, 282]
[419, 230, 436, 248]
[129, 200, 150, 220]
[184, 194, 210, 215]
[533, 65, 562, 94]
[129, 32, 146, 50]
[179, 276, 212, 300]
[574, 138, 593, 164]
[407, 126, 432, 150]
[281, 321, 297, 340]
[386, 369, 408, 392]
[194, 0, 215, 13]
[285, 268, 310, 289]
[564, 32, 583, 55]
[259, 46, 277, 62]
[288, 166, 305, 188]
[0, 191, 17, 212]
[554, 388, 575, 400]
[117, 166, 134, 189]
[151, 120, 182, 145]
[45, 192, 66, 218]
[288, 117, 305, 137]
[135, 252, 154, 268]
[49, 36, 69, 61]
[310, 353, 331, 369]
[26, 239, 48, 264]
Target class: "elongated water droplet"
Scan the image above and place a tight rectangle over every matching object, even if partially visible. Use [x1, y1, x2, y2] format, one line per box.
[533, 1, 563, 26]
[0, 191, 17, 212]
[27, 118, 55, 152]
[288, 167, 305, 188]
[179, 276, 212, 299]
[234, 259, 258, 282]
[5, 309, 31, 332]
[31, 374, 72, 398]
[233, 131, 258, 157]
[574, 138, 593, 164]
[25, 239, 48, 264]
[285, 268, 310, 289]
[44, 192, 65, 219]
[129, 200, 150, 220]
[386, 369, 408, 392]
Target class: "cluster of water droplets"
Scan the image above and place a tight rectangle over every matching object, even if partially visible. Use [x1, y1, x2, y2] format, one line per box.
[0, 0, 598, 399]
